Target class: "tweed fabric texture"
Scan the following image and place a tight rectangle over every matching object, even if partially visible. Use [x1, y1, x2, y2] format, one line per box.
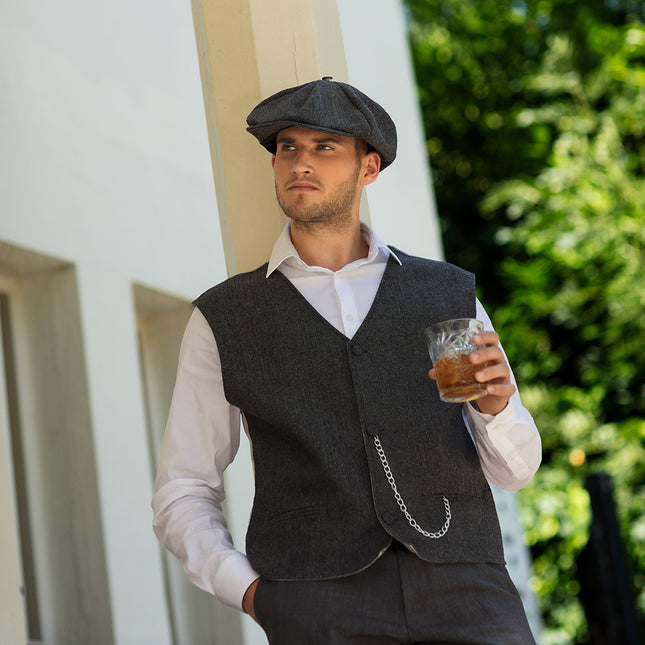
[195, 252, 504, 580]
[253, 546, 535, 644]
[246, 78, 397, 170]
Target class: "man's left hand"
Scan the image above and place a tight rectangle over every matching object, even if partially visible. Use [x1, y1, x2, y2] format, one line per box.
[428, 331, 515, 416]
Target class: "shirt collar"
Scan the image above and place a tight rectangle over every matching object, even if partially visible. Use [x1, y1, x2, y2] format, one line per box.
[266, 221, 402, 277]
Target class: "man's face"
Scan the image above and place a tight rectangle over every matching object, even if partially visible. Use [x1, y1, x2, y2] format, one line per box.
[271, 126, 366, 229]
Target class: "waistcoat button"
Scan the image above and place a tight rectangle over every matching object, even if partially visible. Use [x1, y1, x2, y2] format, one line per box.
[364, 424, 379, 436]
[351, 343, 365, 356]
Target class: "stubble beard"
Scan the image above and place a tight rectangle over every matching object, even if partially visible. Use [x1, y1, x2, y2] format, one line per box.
[275, 165, 361, 233]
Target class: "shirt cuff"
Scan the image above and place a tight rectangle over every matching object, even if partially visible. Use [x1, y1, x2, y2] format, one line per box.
[466, 393, 521, 428]
[464, 395, 540, 488]
[212, 551, 261, 612]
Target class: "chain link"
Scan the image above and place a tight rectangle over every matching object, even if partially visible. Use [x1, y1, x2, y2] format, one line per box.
[373, 435, 451, 539]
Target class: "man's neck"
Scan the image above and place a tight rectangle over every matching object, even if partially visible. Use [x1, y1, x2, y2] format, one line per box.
[290, 220, 369, 272]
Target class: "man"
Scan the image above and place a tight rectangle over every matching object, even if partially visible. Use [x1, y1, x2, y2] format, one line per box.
[152, 78, 541, 644]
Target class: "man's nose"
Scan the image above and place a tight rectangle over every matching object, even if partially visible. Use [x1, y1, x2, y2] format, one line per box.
[291, 150, 313, 174]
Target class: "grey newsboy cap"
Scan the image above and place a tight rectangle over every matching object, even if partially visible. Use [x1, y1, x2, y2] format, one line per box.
[246, 78, 397, 170]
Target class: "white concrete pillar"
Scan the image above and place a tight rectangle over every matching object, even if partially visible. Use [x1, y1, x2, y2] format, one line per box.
[76, 266, 173, 645]
[190, 0, 353, 275]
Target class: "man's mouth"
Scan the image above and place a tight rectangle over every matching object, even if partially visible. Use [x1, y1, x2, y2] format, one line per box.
[288, 181, 319, 192]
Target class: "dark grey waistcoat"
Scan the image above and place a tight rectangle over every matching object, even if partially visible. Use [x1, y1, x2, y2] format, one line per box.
[195, 250, 504, 580]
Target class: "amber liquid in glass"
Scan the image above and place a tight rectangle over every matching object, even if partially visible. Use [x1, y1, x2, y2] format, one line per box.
[434, 351, 488, 403]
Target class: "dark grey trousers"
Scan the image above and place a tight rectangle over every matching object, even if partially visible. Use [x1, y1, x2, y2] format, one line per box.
[253, 542, 537, 645]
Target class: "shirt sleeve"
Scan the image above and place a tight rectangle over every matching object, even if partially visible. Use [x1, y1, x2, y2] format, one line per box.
[151, 307, 260, 611]
[461, 299, 542, 491]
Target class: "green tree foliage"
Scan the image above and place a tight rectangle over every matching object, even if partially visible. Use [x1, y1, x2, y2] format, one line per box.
[405, 1, 645, 643]
[484, 22, 645, 644]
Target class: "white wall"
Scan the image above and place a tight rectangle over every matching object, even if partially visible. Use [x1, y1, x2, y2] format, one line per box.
[338, 0, 443, 260]
[0, 0, 226, 296]
[1, 0, 226, 642]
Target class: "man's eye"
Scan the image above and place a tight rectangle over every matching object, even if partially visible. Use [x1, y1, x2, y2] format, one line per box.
[317, 145, 333, 150]
[281, 144, 296, 151]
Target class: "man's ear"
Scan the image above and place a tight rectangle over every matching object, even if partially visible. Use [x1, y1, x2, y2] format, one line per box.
[361, 151, 381, 186]
[271, 154, 276, 169]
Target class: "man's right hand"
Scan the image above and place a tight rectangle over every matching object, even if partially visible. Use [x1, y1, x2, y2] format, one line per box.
[242, 578, 260, 623]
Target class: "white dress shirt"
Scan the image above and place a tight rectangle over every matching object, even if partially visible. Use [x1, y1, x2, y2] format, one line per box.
[152, 222, 541, 611]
